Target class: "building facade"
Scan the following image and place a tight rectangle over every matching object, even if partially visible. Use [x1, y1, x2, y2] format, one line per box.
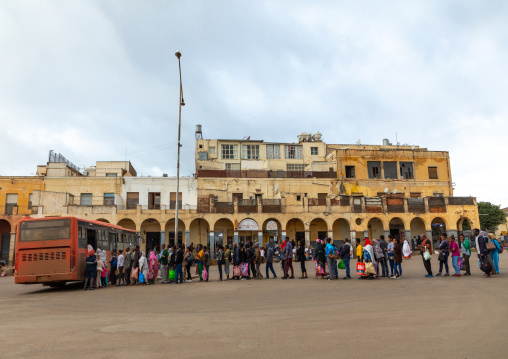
[0, 132, 480, 265]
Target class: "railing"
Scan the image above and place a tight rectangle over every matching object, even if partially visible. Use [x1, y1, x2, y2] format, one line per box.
[197, 169, 337, 179]
[448, 197, 475, 206]
[386, 197, 404, 213]
[428, 197, 446, 213]
[262, 199, 282, 213]
[408, 198, 425, 213]
[331, 196, 350, 206]
[308, 198, 327, 206]
[214, 202, 234, 214]
[238, 199, 257, 213]
[365, 197, 382, 213]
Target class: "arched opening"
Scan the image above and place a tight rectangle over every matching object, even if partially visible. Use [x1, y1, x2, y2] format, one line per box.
[389, 218, 405, 240]
[189, 219, 209, 248]
[262, 218, 282, 246]
[368, 218, 384, 240]
[431, 217, 447, 248]
[165, 219, 186, 247]
[96, 218, 110, 223]
[286, 218, 305, 244]
[214, 218, 235, 247]
[140, 219, 161, 254]
[457, 217, 472, 232]
[332, 218, 350, 248]
[0, 220, 11, 264]
[410, 217, 426, 241]
[236, 218, 258, 247]
[309, 218, 327, 247]
[117, 218, 136, 230]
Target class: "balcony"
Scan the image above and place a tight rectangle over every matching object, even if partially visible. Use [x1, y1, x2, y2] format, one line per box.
[197, 169, 337, 179]
[238, 199, 257, 213]
[262, 199, 282, 213]
[214, 202, 234, 214]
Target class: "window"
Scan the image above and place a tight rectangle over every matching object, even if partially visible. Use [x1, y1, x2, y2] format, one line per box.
[148, 192, 161, 209]
[242, 144, 260, 160]
[400, 162, 414, 179]
[428, 166, 438, 179]
[345, 166, 355, 178]
[170, 192, 182, 210]
[5, 193, 18, 214]
[127, 192, 139, 209]
[296, 195, 301, 201]
[225, 163, 241, 171]
[383, 161, 398, 179]
[367, 161, 381, 179]
[286, 164, 306, 171]
[266, 144, 281, 159]
[103, 193, 115, 206]
[410, 192, 422, 198]
[311, 147, 319, 155]
[209, 147, 216, 154]
[19, 219, 71, 242]
[221, 144, 238, 159]
[285, 145, 303, 159]
[80, 193, 92, 206]
[106, 173, 117, 177]
[433, 192, 444, 197]
[28, 193, 33, 210]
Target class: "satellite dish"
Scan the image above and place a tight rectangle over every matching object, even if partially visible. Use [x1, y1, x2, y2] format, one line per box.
[274, 183, 279, 192]
[384, 188, 389, 193]
[393, 189, 398, 194]
[356, 139, 361, 145]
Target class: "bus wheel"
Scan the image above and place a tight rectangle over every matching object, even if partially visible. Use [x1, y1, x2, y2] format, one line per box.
[48, 282, 66, 288]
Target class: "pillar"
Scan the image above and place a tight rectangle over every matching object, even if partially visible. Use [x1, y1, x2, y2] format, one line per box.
[209, 231, 215, 259]
[384, 230, 390, 240]
[160, 231, 165, 247]
[363, 230, 368, 239]
[447, 229, 458, 240]
[281, 231, 287, 244]
[328, 230, 333, 243]
[185, 230, 190, 247]
[305, 230, 310, 246]
[350, 230, 356, 259]
[404, 230, 411, 242]
[9, 232, 15, 267]
[258, 231, 263, 247]
[234, 230, 239, 245]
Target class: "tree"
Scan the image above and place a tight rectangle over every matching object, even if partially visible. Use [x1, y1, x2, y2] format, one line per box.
[477, 202, 506, 233]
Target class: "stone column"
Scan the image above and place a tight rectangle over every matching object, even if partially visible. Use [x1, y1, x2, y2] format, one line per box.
[258, 231, 263, 247]
[160, 231, 165, 247]
[209, 231, 215, 259]
[384, 230, 390, 240]
[350, 230, 356, 258]
[405, 230, 411, 242]
[447, 229, 458, 240]
[363, 230, 369, 239]
[305, 230, 310, 246]
[185, 230, 190, 247]
[328, 230, 333, 242]
[9, 232, 15, 266]
[281, 231, 287, 244]
[234, 230, 239, 245]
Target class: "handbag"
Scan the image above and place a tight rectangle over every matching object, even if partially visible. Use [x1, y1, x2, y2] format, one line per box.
[486, 242, 496, 251]
[186, 255, 195, 264]
[365, 262, 376, 275]
[423, 248, 431, 261]
[438, 251, 446, 262]
[480, 257, 492, 273]
[338, 259, 345, 270]
[458, 257, 464, 271]
[115, 269, 120, 276]
[356, 262, 365, 276]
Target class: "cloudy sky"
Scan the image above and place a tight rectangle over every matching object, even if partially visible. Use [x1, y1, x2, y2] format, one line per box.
[1, 1, 507, 207]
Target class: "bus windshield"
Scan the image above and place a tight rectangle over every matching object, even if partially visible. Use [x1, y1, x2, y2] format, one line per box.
[19, 219, 71, 242]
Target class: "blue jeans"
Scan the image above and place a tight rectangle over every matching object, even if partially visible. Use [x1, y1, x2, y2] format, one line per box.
[218, 261, 223, 280]
[175, 263, 183, 284]
[343, 258, 351, 278]
[266, 262, 276, 278]
[439, 254, 449, 274]
[491, 251, 500, 273]
[389, 257, 395, 276]
[451, 256, 460, 274]
[394, 262, 402, 276]
[379, 257, 389, 277]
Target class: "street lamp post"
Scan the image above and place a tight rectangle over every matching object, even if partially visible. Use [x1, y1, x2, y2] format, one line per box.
[175, 51, 185, 247]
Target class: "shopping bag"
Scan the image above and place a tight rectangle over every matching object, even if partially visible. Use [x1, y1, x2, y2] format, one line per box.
[423, 248, 431, 261]
[139, 272, 145, 283]
[203, 268, 208, 281]
[365, 262, 376, 275]
[338, 259, 345, 270]
[195, 266, 199, 275]
[356, 262, 365, 276]
[168, 269, 176, 281]
[233, 265, 240, 277]
[458, 257, 464, 271]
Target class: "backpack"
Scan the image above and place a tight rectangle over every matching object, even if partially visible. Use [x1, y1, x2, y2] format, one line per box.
[493, 239, 503, 253]
[111, 257, 117, 268]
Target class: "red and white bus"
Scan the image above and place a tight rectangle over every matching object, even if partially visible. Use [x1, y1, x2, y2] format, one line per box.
[15, 217, 139, 287]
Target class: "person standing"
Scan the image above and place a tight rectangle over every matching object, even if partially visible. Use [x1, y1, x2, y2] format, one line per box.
[159, 244, 169, 284]
[84, 250, 97, 290]
[325, 238, 338, 280]
[233, 243, 241, 280]
[437, 234, 450, 277]
[132, 246, 140, 285]
[449, 235, 461, 277]
[403, 239, 412, 259]
[284, 237, 295, 279]
[339, 238, 351, 280]
[488, 233, 501, 274]
[109, 250, 118, 286]
[265, 242, 277, 279]
[394, 238, 403, 278]
[460, 234, 471, 276]
[418, 234, 433, 278]
[195, 244, 205, 281]
[124, 247, 132, 285]
[363, 238, 375, 274]
[138, 251, 148, 285]
[148, 251, 159, 284]
[387, 237, 395, 278]
[223, 245, 231, 280]
[96, 253, 104, 288]
[216, 244, 224, 281]
[174, 244, 184, 284]
[279, 239, 287, 278]
[296, 240, 308, 279]
[117, 249, 125, 285]
[356, 238, 363, 263]
[246, 243, 254, 279]
[253, 243, 263, 279]
[184, 246, 193, 282]
[204, 246, 211, 282]
[373, 239, 385, 277]
[378, 235, 389, 277]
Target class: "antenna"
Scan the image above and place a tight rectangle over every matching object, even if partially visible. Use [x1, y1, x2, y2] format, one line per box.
[384, 188, 389, 193]
[393, 189, 398, 194]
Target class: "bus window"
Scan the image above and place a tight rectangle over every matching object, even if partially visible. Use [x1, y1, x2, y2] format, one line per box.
[78, 226, 87, 248]
[19, 219, 71, 242]
[108, 232, 117, 251]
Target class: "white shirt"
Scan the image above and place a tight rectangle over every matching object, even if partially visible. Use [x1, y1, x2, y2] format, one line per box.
[117, 254, 124, 268]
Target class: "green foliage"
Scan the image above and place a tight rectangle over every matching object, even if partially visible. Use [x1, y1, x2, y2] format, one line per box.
[477, 202, 506, 233]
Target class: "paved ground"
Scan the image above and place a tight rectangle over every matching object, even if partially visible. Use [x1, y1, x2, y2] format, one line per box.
[1, 255, 507, 359]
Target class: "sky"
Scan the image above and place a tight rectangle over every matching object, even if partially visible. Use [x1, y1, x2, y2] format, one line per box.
[0, 1, 507, 207]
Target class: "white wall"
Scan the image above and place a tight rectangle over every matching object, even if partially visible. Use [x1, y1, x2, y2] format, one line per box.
[122, 177, 197, 208]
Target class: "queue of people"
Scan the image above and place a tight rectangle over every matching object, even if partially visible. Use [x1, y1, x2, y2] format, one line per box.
[83, 229, 503, 289]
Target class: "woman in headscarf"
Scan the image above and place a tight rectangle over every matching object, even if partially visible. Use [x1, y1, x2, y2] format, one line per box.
[84, 250, 97, 290]
[138, 251, 148, 285]
[403, 239, 412, 259]
[148, 251, 159, 284]
[372, 239, 383, 275]
[314, 239, 326, 279]
[362, 238, 376, 279]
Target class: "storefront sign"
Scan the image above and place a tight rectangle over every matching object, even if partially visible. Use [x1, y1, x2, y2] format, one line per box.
[238, 218, 259, 231]
[266, 220, 278, 231]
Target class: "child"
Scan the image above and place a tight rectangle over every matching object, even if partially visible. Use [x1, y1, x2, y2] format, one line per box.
[96, 254, 104, 288]
[356, 238, 363, 263]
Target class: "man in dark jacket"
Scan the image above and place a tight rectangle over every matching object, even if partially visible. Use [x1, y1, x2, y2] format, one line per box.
[378, 235, 389, 277]
[265, 242, 277, 279]
[174, 244, 184, 284]
[475, 228, 490, 278]
[340, 238, 352, 280]
[232, 243, 240, 280]
[132, 246, 140, 284]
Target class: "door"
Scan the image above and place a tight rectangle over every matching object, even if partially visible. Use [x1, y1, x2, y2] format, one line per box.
[1, 233, 10, 262]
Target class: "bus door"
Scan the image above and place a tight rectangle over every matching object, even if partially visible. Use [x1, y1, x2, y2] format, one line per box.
[87, 228, 97, 250]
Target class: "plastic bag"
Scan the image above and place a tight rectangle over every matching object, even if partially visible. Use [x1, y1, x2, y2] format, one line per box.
[168, 269, 176, 281]
[338, 259, 345, 270]
[203, 268, 208, 281]
[139, 272, 145, 283]
[356, 262, 365, 276]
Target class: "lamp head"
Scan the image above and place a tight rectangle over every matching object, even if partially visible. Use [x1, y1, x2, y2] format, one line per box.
[175, 51, 181, 59]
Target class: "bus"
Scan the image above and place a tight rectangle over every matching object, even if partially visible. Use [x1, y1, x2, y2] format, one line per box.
[15, 217, 139, 287]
